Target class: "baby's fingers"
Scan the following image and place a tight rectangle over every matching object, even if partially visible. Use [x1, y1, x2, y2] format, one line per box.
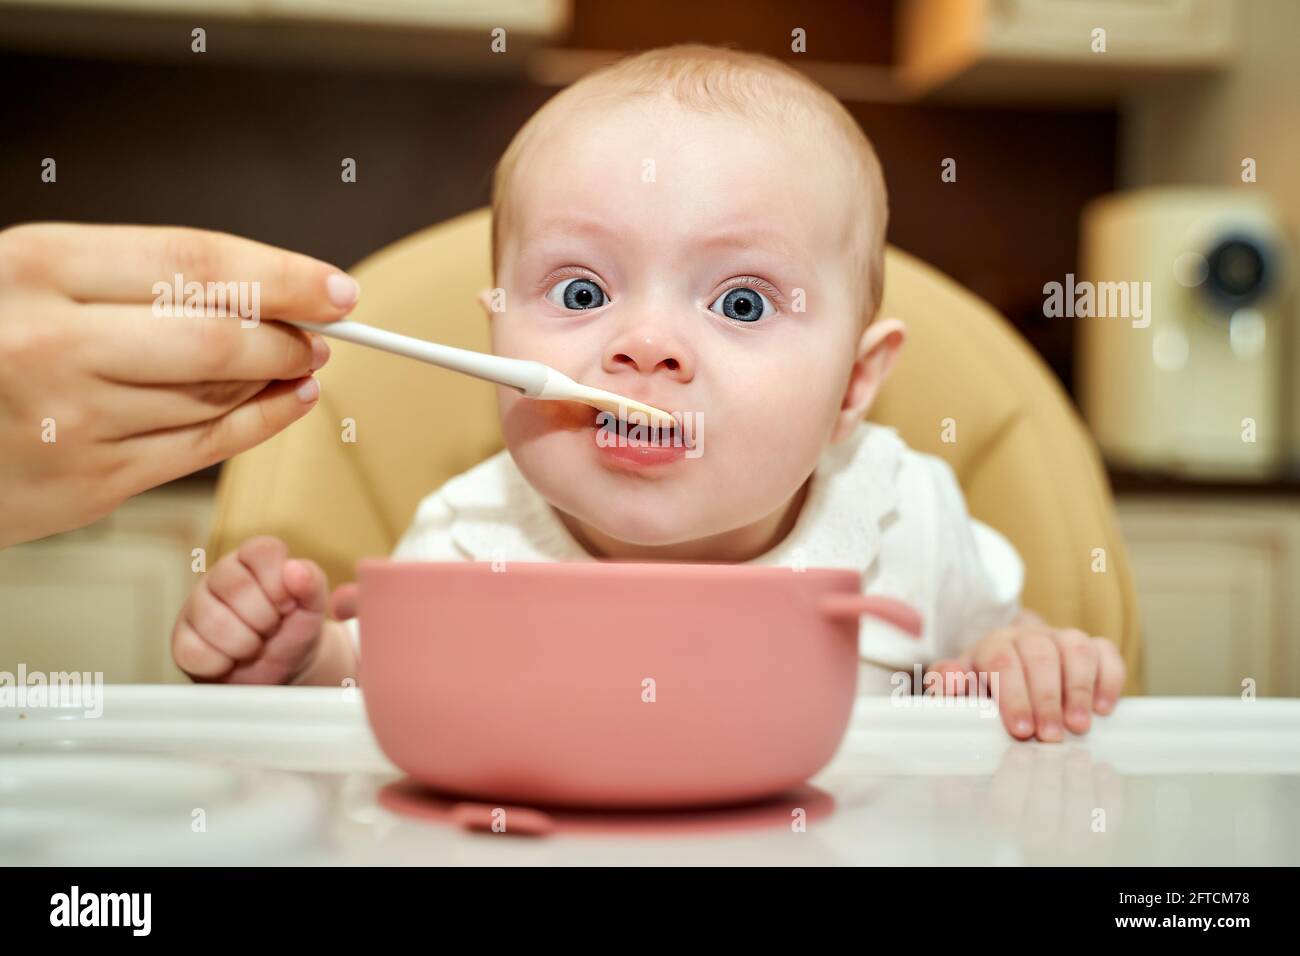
[330, 582, 359, 621]
[924, 658, 976, 696]
[973, 639, 1035, 740]
[1016, 632, 1064, 742]
[283, 558, 329, 613]
[172, 620, 233, 679]
[206, 548, 282, 636]
[1058, 629, 1100, 735]
[242, 559, 328, 682]
[233, 535, 294, 613]
[185, 581, 263, 662]
[1093, 637, 1126, 714]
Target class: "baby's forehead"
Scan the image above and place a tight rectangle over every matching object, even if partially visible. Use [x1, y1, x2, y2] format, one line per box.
[507, 98, 863, 250]
[522, 93, 847, 177]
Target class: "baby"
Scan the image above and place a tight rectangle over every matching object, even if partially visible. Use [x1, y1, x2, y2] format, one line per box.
[172, 45, 1125, 742]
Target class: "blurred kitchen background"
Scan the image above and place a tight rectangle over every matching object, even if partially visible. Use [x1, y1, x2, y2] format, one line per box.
[0, 0, 1296, 694]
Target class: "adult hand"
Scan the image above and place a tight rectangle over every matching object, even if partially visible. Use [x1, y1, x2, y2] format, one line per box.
[0, 222, 361, 548]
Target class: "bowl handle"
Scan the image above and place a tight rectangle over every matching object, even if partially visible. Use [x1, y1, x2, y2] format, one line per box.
[819, 593, 923, 637]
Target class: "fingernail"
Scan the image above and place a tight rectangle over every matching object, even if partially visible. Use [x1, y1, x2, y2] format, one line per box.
[1040, 721, 1062, 740]
[1096, 697, 1113, 713]
[1015, 719, 1033, 737]
[1069, 707, 1088, 727]
[296, 377, 319, 402]
[326, 273, 360, 309]
[309, 335, 330, 371]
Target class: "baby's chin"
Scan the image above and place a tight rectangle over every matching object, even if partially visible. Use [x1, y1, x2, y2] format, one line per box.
[516, 443, 709, 539]
[567, 496, 718, 550]
[513, 450, 799, 559]
[502, 402, 813, 555]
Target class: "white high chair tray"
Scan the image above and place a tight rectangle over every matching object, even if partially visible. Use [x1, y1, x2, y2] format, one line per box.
[2, 686, 1297, 865]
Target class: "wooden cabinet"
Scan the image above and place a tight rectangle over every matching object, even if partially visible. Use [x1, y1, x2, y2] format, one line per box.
[0, 485, 214, 684]
[1117, 496, 1300, 697]
[0, 0, 569, 73]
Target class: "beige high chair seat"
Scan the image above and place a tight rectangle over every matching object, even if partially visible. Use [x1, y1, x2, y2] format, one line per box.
[209, 208, 1143, 694]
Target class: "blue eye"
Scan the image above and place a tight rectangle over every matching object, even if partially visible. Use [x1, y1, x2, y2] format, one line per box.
[546, 277, 607, 310]
[709, 286, 773, 322]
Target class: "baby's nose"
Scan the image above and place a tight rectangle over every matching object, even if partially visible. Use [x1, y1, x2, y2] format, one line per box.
[602, 327, 695, 382]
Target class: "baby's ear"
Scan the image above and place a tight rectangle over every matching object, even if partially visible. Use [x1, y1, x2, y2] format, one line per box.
[858, 316, 906, 383]
[476, 287, 501, 319]
[831, 317, 907, 442]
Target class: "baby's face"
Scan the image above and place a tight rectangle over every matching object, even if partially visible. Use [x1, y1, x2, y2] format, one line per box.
[490, 97, 869, 554]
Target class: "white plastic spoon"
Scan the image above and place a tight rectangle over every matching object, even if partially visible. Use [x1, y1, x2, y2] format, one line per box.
[287, 319, 676, 428]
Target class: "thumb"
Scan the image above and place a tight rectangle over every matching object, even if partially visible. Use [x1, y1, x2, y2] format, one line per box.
[224, 558, 327, 684]
[330, 582, 359, 621]
[282, 558, 329, 613]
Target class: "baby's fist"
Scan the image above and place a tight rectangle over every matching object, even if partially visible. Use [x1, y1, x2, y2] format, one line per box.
[172, 535, 330, 685]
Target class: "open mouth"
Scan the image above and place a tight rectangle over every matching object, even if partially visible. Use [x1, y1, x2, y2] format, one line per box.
[592, 408, 688, 448]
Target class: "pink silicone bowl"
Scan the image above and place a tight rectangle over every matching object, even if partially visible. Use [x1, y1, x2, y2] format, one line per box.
[358, 560, 921, 809]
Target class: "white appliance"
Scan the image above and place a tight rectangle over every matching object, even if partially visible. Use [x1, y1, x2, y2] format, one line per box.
[1077, 187, 1291, 479]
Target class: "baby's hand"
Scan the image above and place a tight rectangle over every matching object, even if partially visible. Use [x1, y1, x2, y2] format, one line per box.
[924, 611, 1126, 743]
[172, 535, 333, 685]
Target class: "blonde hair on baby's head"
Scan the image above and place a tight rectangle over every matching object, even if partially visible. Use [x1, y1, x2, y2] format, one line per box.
[490, 44, 889, 327]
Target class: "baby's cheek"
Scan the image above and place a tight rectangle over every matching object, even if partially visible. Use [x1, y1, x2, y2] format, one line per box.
[497, 391, 548, 446]
[499, 389, 595, 462]
[710, 416, 816, 498]
[725, 374, 835, 447]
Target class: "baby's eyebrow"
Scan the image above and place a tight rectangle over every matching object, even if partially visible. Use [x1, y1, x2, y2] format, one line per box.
[693, 226, 800, 260]
[519, 215, 807, 276]
[523, 214, 620, 245]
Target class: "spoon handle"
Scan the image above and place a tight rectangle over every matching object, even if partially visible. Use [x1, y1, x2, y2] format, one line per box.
[285, 319, 551, 396]
[283, 319, 674, 428]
